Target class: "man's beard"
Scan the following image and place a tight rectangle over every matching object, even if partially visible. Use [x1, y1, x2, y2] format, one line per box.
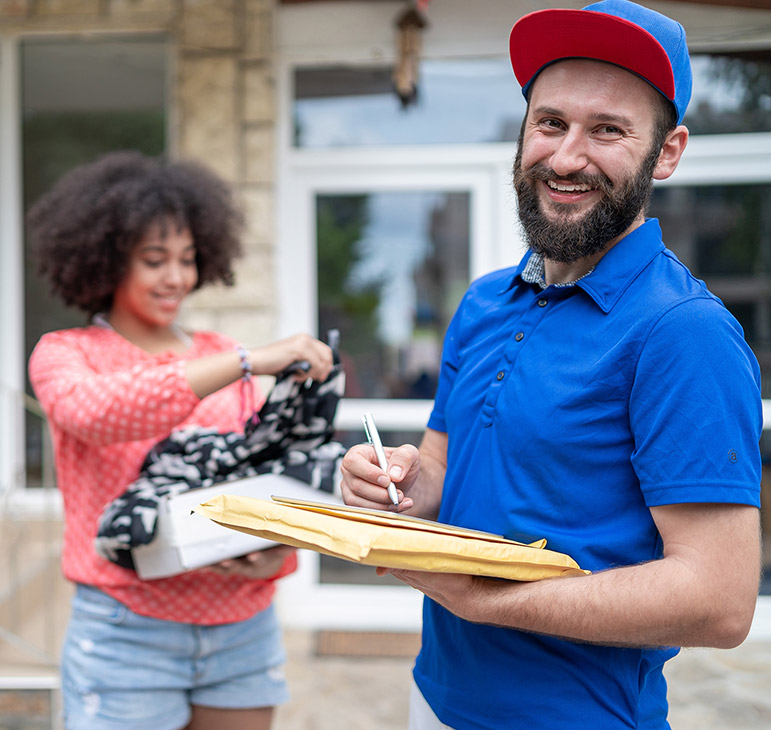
[512, 142, 660, 264]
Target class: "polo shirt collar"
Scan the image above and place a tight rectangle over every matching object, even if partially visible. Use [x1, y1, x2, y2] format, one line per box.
[507, 218, 666, 313]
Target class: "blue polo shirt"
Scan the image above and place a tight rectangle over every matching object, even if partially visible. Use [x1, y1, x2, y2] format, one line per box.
[414, 219, 762, 730]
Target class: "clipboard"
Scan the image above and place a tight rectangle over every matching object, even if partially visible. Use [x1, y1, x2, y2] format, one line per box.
[193, 495, 589, 581]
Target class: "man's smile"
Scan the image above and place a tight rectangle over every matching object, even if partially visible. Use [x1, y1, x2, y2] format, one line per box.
[546, 180, 595, 193]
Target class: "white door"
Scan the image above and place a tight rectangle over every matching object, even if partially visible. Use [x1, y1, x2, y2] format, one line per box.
[275, 152, 524, 630]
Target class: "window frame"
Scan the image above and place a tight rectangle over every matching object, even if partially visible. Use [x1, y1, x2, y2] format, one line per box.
[276, 52, 771, 633]
[0, 33, 27, 508]
[0, 31, 172, 513]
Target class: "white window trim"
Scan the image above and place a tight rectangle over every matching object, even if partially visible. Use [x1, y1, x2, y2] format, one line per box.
[660, 132, 771, 186]
[277, 144, 524, 339]
[0, 34, 26, 503]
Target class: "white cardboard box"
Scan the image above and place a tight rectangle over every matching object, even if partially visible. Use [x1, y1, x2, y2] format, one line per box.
[131, 474, 342, 580]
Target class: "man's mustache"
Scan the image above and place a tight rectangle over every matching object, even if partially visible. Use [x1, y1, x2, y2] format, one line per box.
[523, 162, 615, 197]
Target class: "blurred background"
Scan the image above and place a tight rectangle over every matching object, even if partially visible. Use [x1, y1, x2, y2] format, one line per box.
[1, 0, 771, 727]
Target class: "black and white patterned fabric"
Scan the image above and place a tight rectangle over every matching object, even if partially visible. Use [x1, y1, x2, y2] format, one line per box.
[94, 357, 346, 570]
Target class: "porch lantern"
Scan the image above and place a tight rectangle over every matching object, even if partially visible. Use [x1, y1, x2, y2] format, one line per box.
[393, 1, 429, 108]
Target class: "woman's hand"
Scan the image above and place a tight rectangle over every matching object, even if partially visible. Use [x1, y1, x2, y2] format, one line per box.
[207, 545, 296, 579]
[249, 333, 334, 382]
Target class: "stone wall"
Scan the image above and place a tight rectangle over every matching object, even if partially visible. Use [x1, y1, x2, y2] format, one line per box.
[0, 0, 279, 347]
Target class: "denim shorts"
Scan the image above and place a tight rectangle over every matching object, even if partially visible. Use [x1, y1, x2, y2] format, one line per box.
[60, 585, 289, 730]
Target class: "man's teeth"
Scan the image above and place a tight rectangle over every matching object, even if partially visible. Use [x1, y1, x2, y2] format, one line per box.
[547, 181, 593, 193]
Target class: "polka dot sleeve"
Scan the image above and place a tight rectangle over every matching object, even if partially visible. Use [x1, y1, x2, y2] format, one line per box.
[29, 328, 201, 445]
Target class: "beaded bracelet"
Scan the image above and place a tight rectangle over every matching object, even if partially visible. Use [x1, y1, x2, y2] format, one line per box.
[236, 345, 256, 427]
[236, 345, 252, 379]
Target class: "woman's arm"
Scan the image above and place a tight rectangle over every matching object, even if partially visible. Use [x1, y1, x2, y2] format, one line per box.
[184, 332, 333, 399]
[29, 330, 333, 446]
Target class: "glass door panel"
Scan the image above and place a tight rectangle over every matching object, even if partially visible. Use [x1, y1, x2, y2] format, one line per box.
[649, 182, 771, 592]
[317, 191, 470, 400]
[315, 189, 471, 585]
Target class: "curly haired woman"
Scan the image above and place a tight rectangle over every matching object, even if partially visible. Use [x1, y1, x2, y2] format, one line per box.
[27, 150, 332, 730]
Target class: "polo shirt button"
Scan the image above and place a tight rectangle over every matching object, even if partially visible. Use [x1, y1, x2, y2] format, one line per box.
[515, 332, 524, 341]
[497, 371, 505, 381]
[538, 298, 548, 307]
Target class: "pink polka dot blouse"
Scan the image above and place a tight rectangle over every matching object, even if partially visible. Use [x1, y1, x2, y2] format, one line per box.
[28, 325, 297, 625]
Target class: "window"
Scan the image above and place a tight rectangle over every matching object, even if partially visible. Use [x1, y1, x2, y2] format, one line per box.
[652, 50, 771, 594]
[649, 181, 771, 591]
[20, 35, 168, 488]
[317, 191, 470, 402]
[686, 53, 771, 135]
[280, 46, 771, 621]
[293, 59, 526, 148]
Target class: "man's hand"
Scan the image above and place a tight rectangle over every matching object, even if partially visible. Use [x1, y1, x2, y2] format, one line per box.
[340, 442, 421, 512]
[340, 427, 448, 520]
[378, 567, 491, 622]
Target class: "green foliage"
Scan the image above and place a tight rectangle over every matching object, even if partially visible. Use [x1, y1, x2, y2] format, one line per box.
[696, 185, 769, 277]
[316, 195, 384, 355]
[22, 109, 166, 208]
[687, 55, 771, 134]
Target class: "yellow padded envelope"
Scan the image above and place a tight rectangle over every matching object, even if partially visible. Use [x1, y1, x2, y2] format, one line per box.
[193, 495, 589, 581]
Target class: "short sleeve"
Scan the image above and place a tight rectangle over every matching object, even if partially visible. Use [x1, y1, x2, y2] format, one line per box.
[630, 297, 762, 507]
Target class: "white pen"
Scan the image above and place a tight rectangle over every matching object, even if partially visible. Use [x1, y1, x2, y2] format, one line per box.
[362, 412, 399, 506]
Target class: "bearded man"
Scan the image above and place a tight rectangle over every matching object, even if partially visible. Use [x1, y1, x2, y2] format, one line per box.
[340, 2, 763, 729]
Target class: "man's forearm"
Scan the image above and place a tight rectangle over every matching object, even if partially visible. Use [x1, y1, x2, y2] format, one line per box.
[397, 503, 760, 650]
[465, 555, 749, 649]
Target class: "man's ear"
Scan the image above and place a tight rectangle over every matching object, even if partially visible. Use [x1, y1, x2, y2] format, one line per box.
[653, 125, 689, 181]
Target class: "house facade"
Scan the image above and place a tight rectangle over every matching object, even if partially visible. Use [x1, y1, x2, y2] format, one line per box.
[1, 0, 770, 637]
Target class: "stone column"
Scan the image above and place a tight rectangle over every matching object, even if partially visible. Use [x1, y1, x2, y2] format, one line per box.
[177, 0, 279, 348]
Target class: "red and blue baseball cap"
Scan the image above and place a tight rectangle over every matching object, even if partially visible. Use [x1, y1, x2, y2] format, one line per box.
[509, 0, 692, 124]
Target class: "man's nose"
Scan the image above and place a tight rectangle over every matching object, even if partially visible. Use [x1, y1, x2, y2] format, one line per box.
[549, 128, 589, 177]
